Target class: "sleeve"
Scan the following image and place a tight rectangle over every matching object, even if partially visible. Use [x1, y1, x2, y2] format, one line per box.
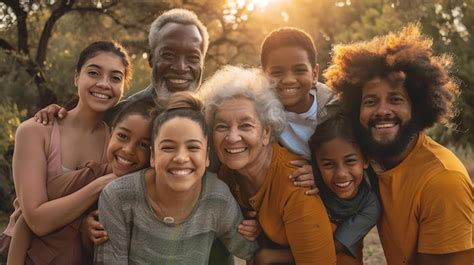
[216, 193, 259, 261]
[417, 171, 473, 254]
[94, 187, 130, 265]
[334, 191, 381, 257]
[283, 191, 337, 264]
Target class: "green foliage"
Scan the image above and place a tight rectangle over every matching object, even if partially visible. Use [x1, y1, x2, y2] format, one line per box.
[0, 100, 26, 155]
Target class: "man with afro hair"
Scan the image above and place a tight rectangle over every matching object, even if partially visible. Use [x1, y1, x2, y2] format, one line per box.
[324, 24, 472, 265]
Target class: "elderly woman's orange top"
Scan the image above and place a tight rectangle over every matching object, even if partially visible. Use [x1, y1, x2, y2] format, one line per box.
[219, 143, 337, 265]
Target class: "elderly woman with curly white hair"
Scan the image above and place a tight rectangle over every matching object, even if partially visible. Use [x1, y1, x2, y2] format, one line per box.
[199, 65, 336, 264]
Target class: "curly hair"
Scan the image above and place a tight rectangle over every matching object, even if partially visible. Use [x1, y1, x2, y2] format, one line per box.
[323, 24, 459, 130]
[261, 27, 317, 69]
[198, 65, 287, 143]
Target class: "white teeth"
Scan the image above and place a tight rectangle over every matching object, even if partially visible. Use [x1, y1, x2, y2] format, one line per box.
[375, 123, 396, 129]
[226, 147, 246, 154]
[91, 92, 110, 99]
[169, 79, 188, 84]
[170, 169, 192, 175]
[116, 156, 133, 165]
[335, 181, 352, 188]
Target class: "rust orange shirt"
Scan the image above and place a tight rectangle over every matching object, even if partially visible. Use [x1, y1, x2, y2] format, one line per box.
[219, 143, 336, 264]
[374, 133, 473, 265]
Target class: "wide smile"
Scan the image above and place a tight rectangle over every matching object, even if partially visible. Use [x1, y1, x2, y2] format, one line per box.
[164, 77, 193, 90]
[90, 91, 112, 100]
[168, 168, 194, 176]
[115, 155, 135, 166]
[334, 180, 353, 189]
[278, 87, 299, 96]
[224, 147, 247, 154]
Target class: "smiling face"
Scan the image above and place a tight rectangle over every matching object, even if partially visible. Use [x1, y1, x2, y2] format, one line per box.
[75, 52, 125, 112]
[151, 23, 203, 97]
[359, 78, 413, 148]
[315, 137, 368, 199]
[263, 46, 317, 113]
[107, 114, 152, 176]
[212, 97, 271, 172]
[151, 117, 209, 193]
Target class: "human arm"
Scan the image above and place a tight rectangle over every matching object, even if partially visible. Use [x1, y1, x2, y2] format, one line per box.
[13, 120, 117, 236]
[288, 160, 318, 195]
[283, 190, 336, 264]
[7, 215, 31, 265]
[94, 186, 130, 265]
[34, 104, 67, 125]
[333, 190, 381, 257]
[416, 171, 473, 264]
[217, 191, 259, 261]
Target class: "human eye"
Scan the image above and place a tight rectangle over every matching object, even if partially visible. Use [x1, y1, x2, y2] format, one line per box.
[362, 97, 376, 107]
[187, 53, 201, 63]
[270, 70, 283, 77]
[116, 132, 128, 141]
[321, 161, 334, 169]
[345, 158, 358, 165]
[188, 144, 202, 152]
[161, 51, 175, 60]
[214, 123, 228, 132]
[160, 145, 175, 152]
[239, 122, 254, 130]
[111, 75, 123, 83]
[295, 67, 308, 74]
[139, 141, 151, 150]
[87, 70, 99, 77]
[390, 95, 404, 104]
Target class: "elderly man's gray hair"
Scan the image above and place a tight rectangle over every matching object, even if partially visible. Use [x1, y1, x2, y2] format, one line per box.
[149, 8, 210, 57]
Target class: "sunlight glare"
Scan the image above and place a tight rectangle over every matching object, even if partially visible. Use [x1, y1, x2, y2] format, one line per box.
[223, 0, 280, 25]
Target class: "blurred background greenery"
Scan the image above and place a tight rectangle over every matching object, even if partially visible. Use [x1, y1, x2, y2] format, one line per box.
[0, 0, 473, 213]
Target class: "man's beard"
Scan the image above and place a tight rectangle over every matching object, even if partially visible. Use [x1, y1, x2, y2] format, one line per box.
[356, 116, 420, 160]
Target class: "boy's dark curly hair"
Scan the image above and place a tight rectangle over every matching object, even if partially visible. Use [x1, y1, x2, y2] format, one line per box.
[323, 24, 459, 130]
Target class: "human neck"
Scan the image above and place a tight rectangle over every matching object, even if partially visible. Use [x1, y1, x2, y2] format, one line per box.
[286, 93, 314, 114]
[236, 145, 273, 196]
[145, 169, 202, 224]
[66, 105, 104, 132]
[377, 133, 419, 170]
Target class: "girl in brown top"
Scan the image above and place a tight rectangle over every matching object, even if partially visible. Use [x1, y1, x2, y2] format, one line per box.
[199, 65, 336, 265]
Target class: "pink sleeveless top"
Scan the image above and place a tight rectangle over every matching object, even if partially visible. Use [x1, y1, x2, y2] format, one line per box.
[0, 121, 110, 264]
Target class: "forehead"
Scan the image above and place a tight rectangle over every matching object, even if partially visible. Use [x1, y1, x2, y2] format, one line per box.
[216, 97, 258, 121]
[362, 77, 409, 97]
[83, 52, 125, 73]
[157, 117, 207, 141]
[156, 22, 203, 52]
[265, 46, 311, 68]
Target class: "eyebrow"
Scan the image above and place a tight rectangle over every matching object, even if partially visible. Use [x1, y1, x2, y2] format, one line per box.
[86, 64, 124, 75]
[159, 139, 204, 144]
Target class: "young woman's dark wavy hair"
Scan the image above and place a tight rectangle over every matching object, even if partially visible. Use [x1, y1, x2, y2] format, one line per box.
[323, 24, 459, 131]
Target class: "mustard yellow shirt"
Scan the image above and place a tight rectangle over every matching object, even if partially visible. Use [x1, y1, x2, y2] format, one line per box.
[219, 143, 336, 264]
[375, 133, 473, 265]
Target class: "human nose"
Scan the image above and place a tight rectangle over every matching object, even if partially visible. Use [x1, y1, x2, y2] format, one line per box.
[374, 99, 392, 117]
[171, 56, 187, 73]
[122, 141, 136, 154]
[224, 127, 241, 143]
[335, 165, 350, 179]
[96, 76, 111, 88]
[281, 72, 296, 84]
[173, 147, 189, 163]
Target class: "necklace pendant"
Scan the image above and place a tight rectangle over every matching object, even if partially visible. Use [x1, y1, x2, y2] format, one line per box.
[163, 216, 175, 224]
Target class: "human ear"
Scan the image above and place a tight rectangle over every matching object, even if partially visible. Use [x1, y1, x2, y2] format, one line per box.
[206, 147, 210, 168]
[74, 72, 79, 87]
[149, 149, 155, 168]
[262, 125, 272, 146]
[148, 49, 153, 68]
